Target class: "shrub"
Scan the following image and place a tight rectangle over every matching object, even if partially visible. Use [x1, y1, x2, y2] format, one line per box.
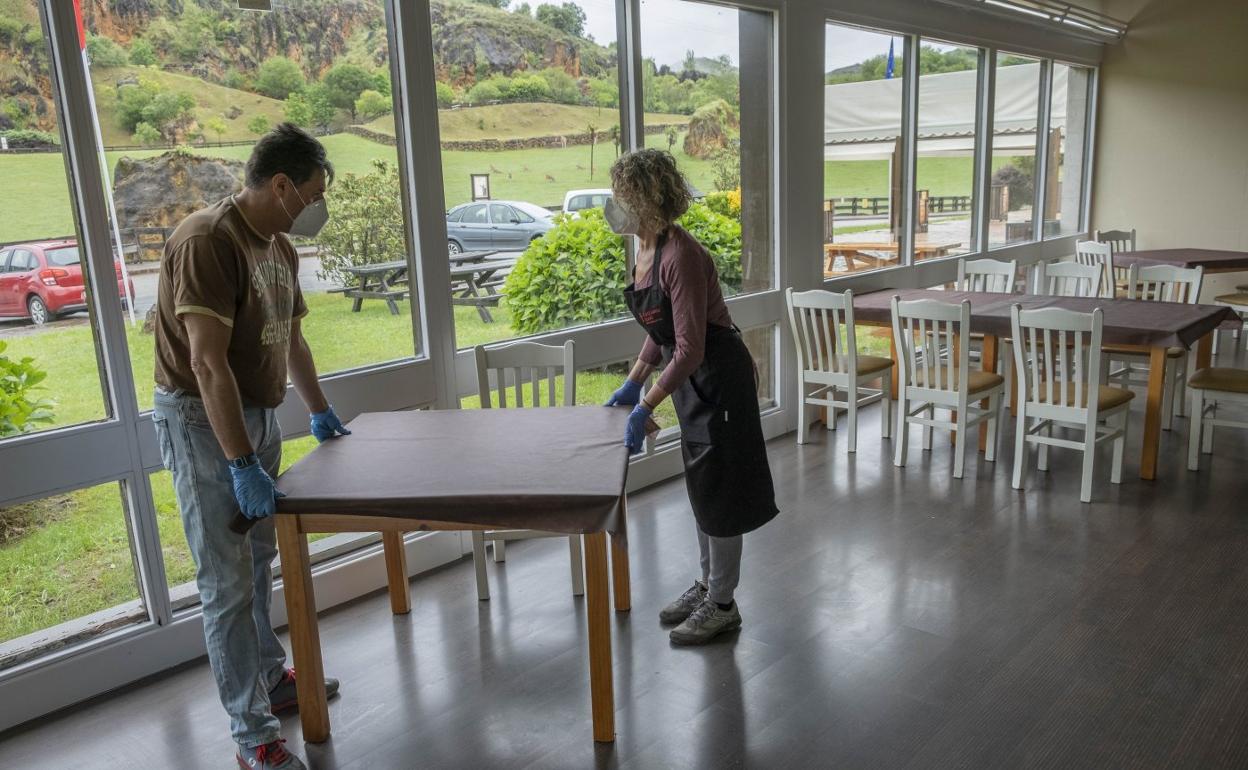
[284, 92, 312, 127]
[537, 68, 580, 104]
[504, 204, 741, 335]
[132, 121, 162, 146]
[254, 57, 305, 100]
[0, 129, 59, 148]
[354, 89, 391, 121]
[303, 83, 337, 130]
[435, 81, 456, 107]
[128, 38, 157, 67]
[507, 74, 552, 101]
[86, 34, 129, 68]
[0, 341, 54, 439]
[247, 115, 271, 135]
[466, 79, 504, 104]
[315, 160, 407, 287]
[322, 63, 376, 119]
[223, 67, 251, 91]
[992, 164, 1033, 211]
[0, 17, 23, 42]
[703, 188, 740, 220]
[115, 78, 194, 134]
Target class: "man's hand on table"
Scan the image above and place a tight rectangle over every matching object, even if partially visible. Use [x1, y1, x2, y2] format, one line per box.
[310, 405, 352, 442]
[229, 454, 285, 520]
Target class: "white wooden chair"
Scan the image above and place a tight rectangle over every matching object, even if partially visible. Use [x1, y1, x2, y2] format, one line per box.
[471, 340, 584, 601]
[786, 288, 893, 451]
[1105, 264, 1204, 430]
[957, 257, 1018, 294]
[1031, 260, 1104, 298]
[1074, 240, 1116, 298]
[1187, 367, 1248, 471]
[890, 297, 1005, 478]
[1095, 228, 1136, 292]
[1010, 305, 1133, 503]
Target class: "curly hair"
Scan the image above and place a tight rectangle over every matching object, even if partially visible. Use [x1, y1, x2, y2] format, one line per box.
[609, 148, 691, 235]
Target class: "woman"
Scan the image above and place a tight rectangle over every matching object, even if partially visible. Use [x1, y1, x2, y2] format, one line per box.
[603, 148, 778, 646]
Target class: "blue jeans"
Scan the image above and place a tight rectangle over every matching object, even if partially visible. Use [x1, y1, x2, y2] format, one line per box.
[152, 388, 286, 748]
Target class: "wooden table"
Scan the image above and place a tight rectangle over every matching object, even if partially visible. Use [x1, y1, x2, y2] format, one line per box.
[851, 290, 1238, 480]
[824, 240, 963, 275]
[274, 408, 632, 744]
[449, 257, 516, 323]
[335, 250, 501, 315]
[1114, 248, 1248, 274]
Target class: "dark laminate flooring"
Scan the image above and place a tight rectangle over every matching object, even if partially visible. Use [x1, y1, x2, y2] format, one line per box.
[3, 359, 1248, 769]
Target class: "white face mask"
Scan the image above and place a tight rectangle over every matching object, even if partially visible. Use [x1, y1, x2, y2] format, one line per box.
[280, 184, 330, 238]
[603, 197, 639, 236]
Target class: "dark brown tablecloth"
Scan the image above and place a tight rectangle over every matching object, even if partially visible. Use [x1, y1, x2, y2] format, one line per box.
[852, 290, 1238, 349]
[1114, 249, 1248, 272]
[276, 407, 630, 536]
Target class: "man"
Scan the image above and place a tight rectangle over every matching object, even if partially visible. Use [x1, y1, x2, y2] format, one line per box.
[153, 123, 351, 770]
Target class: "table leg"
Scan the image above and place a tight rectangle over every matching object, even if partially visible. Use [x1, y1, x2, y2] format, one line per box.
[584, 532, 615, 743]
[276, 516, 330, 743]
[382, 531, 411, 615]
[979, 334, 998, 452]
[1140, 346, 1168, 480]
[1195, 331, 1213, 371]
[610, 503, 630, 613]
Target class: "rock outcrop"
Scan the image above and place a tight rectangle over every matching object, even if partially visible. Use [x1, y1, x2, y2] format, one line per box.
[112, 150, 244, 235]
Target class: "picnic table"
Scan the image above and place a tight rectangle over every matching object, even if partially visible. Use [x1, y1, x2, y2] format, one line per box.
[851, 290, 1238, 481]
[449, 257, 516, 323]
[333, 250, 504, 317]
[273, 408, 632, 744]
[824, 240, 963, 275]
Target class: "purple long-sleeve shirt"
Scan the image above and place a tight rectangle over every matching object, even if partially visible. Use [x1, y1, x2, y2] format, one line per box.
[637, 226, 734, 394]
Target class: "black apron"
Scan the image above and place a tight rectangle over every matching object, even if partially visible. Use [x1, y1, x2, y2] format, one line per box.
[623, 230, 778, 538]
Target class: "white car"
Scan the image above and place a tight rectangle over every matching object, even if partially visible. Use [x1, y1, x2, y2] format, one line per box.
[562, 188, 613, 216]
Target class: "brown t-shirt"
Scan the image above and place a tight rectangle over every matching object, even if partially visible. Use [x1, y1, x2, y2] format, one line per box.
[154, 196, 308, 408]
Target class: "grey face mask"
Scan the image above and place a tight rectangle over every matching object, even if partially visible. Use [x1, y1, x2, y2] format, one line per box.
[281, 185, 329, 238]
[603, 197, 640, 236]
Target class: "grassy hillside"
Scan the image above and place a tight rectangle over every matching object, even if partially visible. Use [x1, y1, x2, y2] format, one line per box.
[88, 66, 288, 146]
[365, 102, 690, 142]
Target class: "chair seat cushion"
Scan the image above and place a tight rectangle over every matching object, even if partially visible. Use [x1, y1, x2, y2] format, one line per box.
[1102, 343, 1185, 358]
[1189, 367, 1248, 394]
[1215, 292, 1248, 309]
[911, 369, 1004, 394]
[1032, 382, 1134, 409]
[856, 355, 894, 376]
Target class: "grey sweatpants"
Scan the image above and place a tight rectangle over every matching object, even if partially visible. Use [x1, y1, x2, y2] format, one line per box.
[697, 521, 743, 605]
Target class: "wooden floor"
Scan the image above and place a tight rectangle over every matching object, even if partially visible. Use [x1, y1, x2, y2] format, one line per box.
[3, 355, 1248, 768]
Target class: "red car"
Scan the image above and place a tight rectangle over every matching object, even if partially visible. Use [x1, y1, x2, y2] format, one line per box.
[0, 240, 135, 325]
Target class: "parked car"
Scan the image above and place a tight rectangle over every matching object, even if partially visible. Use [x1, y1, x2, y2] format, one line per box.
[562, 188, 613, 216]
[0, 240, 136, 325]
[445, 200, 555, 253]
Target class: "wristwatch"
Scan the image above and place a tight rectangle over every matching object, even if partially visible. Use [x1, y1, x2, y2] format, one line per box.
[229, 453, 259, 470]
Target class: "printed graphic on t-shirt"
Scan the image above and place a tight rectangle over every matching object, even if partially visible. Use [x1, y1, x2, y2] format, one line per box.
[251, 258, 295, 347]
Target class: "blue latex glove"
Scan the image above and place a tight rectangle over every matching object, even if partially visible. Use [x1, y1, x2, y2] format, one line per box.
[624, 403, 652, 455]
[310, 405, 352, 442]
[229, 456, 285, 520]
[605, 379, 643, 407]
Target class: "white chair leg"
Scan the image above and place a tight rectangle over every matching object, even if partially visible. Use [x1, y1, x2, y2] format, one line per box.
[922, 404, 933, 451]
[827, 391, 838, 431]
[1012, 412, 1028, 490]
[1202, 400, 1215, 454]
[985, 392, 1000, 463]
[1112, 411, 1127, 484]
[797, 398, 809, 445]
[471, 530, 490, 601]
[1175, 358, 1188, 418]
[894, 395, 909, 467]
[1079, 423, 1096, 503]
[1038, 422, 1051, 472]
[493, 537, 506, 562]
[847, 385, 859, 453]
[567, 535, 585, 596]
[953, 410, 968, 479]
[880, 380, 892, 439]
[1187, 390, 1203, 471]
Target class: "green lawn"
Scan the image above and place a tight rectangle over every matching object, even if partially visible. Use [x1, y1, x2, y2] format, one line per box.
[365, 102, 689, 142]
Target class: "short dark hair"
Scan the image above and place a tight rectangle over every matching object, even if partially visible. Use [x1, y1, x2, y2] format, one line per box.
[245, 122, 334, 189]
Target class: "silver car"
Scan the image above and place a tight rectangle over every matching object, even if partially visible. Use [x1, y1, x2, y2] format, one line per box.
[446, 200, 555, 253]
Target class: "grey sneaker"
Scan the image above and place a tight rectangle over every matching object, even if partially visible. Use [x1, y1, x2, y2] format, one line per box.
[268, 667, 340, 714]
[669, 599, 742, 646]
[659, 580, 708, 625]
[237, 739, 305, 770]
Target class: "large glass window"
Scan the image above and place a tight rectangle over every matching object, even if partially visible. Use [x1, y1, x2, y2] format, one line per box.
[822, 23, 906, 276]
[73, 1, 421, 413]
[988, 53, 1042, 248]
[913, 40, 981, 262]
[1046, 63, 1092, 238]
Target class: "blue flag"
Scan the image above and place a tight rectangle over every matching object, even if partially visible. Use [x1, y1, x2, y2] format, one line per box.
[886, 40, 895, 79]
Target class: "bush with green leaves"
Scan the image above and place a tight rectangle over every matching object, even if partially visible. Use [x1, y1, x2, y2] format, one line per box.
[284, 92, 312, 127]
[435, 82, 456, 107]
[992, 164, 1033, 211]
[247, 116, 271, 135]
[128, 38, 157, 67]
[354, 89, 391, 121]
[315, 160, 407, 287]
[466, 79, 504, 104]
[504, 203, 741, 335]
[0, 341, 54, 439]
[0, 129, 59, 148]
[116, 78, 195, 135]
[132, 121, 161, 146]
[508, 74, 553, 101]
[254, 57, 305, 100]
[323, 64, 377, 120]
[86, 34, 128, 68]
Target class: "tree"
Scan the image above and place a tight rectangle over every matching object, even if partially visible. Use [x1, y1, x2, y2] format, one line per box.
[86, 34, 128, 68]
[316, 160, 407, 285]
[304, 83, 337, 131]
[248, 116, 271, 135]
[513, 2, 532, 15]
[607, 124, 620, 157]
[128, 38, 156, 66]
[473, 0, 509, 6]
[284, 92, 313, 127]
[435, 82, 456, 108]
[132, 121, 162, 147]
[354, 89, 390, 121]
[254, 57, 305, 100]
[586, 122, 597, 179]
[535, 3, 586, 37]
[204, 116, 228, 143]
[665, 124, 678, 153]
[323, 64, 376, 121]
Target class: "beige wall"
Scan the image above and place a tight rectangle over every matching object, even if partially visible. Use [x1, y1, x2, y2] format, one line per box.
[1092, 0, 1248, 251]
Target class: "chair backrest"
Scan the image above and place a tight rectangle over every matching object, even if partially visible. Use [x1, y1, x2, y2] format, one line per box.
[890, 296, 971, 397]
[1011, 305, 1105, 416]
[786, 287, 859, 377]
[1074, 240, 1115, 298]
[1032, 260, 1104, 298]
[474, 340, 575, 409]
[957, 258, 1018, 294]
[1094, 228, 1136, 255]
[1127, 264, 1204, 304]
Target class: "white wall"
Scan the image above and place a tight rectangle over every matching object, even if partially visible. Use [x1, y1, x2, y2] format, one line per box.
[1092, 0, 1248, 250]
